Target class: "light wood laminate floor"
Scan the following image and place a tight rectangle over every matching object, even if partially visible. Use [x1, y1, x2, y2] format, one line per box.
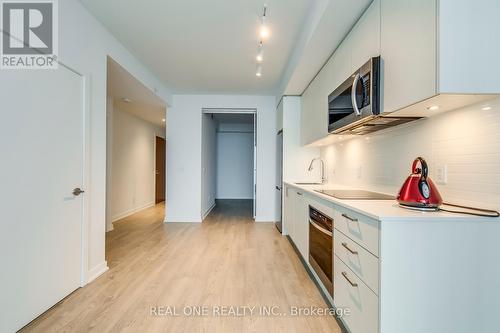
[21, 200, 341, 333]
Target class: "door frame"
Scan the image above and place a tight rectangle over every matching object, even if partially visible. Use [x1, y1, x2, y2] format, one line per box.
[79, 70, 92, 287]
[154, 134, 166, 204]
[201, 108, 257, 218]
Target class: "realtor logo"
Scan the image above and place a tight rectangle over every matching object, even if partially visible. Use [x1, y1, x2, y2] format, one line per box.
[1, 0, 58, 69]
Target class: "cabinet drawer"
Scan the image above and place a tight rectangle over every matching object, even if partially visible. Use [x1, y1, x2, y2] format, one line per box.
[334, 230, 379, 295]
[334, 208, 379, 257]
[334, 255, 378, 333]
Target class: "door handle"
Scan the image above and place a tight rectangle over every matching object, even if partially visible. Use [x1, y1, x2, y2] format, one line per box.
[351, 73, 362, 116]
[276, 185, 282, 191]
[72, 188, 85, 196]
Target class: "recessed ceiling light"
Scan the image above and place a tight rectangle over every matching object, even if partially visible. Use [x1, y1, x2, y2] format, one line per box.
[482, 106, 492, 111]
[256, 64, 263, 77]
[162, 118, 166, 122]
[427, 105, 440, 111]
[121, 97, 132, 103]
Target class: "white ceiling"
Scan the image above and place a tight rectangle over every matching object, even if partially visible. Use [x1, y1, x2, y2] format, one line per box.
[107, 57, 167, 127]
[81, 0, 313, 95]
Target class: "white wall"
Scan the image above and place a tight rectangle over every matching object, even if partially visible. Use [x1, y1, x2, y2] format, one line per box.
[320, 97, 500, 212]
[166, 95, 276, 222]
[109, 107, 165, 225]
[201, 114, 217, 217]
[216, 123, 254, 199]
[56, 0, 172, 281]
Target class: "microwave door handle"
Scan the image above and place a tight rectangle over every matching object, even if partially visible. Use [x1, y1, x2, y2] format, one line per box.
[351, 73, 362, 116]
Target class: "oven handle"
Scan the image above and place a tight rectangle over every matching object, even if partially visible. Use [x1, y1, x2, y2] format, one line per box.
[351, 73, 362, 116]
[309, 219, 332, 237]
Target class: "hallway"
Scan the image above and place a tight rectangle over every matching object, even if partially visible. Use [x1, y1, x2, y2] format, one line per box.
[22, 202, 341, 333]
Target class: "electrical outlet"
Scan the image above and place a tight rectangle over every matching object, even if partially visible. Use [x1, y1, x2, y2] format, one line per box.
[435, 164, 448, 184]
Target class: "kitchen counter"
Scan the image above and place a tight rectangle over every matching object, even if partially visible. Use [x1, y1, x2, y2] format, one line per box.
[283, 180, 500, 333]
[284, 181, 497, 222]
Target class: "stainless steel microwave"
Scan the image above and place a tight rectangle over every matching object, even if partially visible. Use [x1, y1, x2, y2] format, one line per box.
[328, 56, 420, 135]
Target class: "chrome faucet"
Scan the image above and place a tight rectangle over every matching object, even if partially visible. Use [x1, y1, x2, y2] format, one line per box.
[308, 158, 326, 184]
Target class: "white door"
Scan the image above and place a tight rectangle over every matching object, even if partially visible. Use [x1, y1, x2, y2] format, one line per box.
[0, 66, 85, 332]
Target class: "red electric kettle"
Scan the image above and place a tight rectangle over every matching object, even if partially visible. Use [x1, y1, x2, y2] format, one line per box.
[397, 157, 443, 210]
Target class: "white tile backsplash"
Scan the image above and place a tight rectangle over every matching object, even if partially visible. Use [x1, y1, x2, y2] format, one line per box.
[320, 97, 500, 211]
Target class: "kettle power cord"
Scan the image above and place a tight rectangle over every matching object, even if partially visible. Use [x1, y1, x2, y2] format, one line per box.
[438, 202, 500, 218]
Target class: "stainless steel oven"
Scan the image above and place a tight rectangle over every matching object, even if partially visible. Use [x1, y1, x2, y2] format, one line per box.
[309, 205, 333, 296]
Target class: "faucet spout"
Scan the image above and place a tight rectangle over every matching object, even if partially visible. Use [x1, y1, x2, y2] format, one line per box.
[308, 158, 326, 184]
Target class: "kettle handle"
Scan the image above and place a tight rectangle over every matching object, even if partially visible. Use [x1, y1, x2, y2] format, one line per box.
[412, 157, 428, 180]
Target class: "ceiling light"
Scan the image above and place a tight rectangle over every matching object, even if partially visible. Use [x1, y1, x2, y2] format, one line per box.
[259, 5, 269, 39]
[256, 41, 264, 62]
[427, 105, 440, 111]
[121, 97, 132, 103]
[162, 118, 166, 122]
[482, 106, 492, 111]
[256, 64, 262, 77]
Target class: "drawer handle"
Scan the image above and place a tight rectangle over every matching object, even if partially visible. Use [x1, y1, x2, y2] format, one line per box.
[297, 192, 303, 196]
[341, 242, 358, 255]
[342, 213, 358, 222]
[341, 271, 358, 287]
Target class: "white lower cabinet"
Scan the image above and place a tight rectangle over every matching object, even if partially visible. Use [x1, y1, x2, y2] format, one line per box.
[334, 207, 379, 257]
[334, 255, 379, 333]
[334, 229, 379, 295]
[283, 186, 295, 238]
[293, 190, 309, 259]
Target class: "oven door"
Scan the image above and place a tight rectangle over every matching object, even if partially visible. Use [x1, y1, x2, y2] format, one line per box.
[309, 218, 333, 296]
[328, 56, 380, 133]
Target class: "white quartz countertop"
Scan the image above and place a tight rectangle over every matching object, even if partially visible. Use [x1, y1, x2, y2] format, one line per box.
[284, 181, 498, 222]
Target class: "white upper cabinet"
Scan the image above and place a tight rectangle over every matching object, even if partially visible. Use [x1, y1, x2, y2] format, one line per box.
[380, 0, 436, 114]
[381, 0, 500, 116]
[300, 68, 327, 145]
[350, 0, 381, 72]
[438, 0, 500, 94]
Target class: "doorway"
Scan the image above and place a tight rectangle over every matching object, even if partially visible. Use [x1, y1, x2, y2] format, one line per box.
[201, 109, 257, 220]
[155, 136, 166, 203]
[105, 57, 167, 232]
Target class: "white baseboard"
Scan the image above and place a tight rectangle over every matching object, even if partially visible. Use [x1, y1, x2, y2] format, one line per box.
[111, 202, 155, 222]
[86, 261, 109, 285]
[202, 202, 216, 220]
